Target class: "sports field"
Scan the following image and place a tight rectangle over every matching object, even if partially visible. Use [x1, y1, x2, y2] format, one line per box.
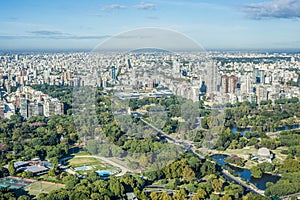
[24, 181, 64, 196]
[68, 157, 103, 167]
[0, 177, 34, 190]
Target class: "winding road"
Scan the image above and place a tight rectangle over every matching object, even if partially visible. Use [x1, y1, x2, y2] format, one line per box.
[139, 117, 266, 196]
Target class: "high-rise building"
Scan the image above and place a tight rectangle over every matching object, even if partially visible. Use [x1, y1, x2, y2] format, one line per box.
[127, 59, 132, 68]
[0, 103, 4, 119]
[228, 75, 238, 93]
[206, 62, 219, 94]
[28, 102, 35, 118]
[240, 75, 252, 93]
[253, 68, 265, 84]
[221, 75, 229, 93]
[20, 95, 28, 119]
[20, 70, 27, 76]
[256, 85, 267, 104]
[199, 81, 207, 100]
[38, 103, 44, 116]
[62, 71, 71, 83]
[111, 66, 116, 80]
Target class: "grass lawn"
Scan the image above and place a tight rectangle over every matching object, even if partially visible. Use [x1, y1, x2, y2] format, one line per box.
[24, 181, 64, 197]
[223, 147, 257, 157]
[68, 157, 103, 168]
[271, 147, 288, 161]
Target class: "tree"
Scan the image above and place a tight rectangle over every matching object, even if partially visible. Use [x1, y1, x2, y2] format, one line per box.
[160, 192, 172, 200]
[224, 183, 244, 199]
[242, 193, 268, 200]
[220, 194, 232, 200]
[37, 193, 48, 200]
[282, 159, 300, 173]
[109, 177, 125, 197]
[139, 155, 149, 168]
[62, 174, 79, 190]
[86, 140, 98, 155]
[182, 166, 195, 181]
[173, 189, 188, 200]
[90, 193, 102, 200]
[212, 179, 223, 193]
[251, 166, 262, 178]
[258, 162, 274, 173]
[8, 161, 16, 176]
[18, 195, 31, 200]
[200, 161, 217, 177]
[150, 192, 159, 200]
[192, 188, 207, 200]
[48, 168, 56, 177]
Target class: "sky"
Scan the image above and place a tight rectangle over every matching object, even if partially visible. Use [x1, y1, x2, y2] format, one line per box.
[0, 0, 300, 50]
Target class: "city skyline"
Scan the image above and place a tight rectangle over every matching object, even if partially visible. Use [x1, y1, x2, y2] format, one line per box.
[1, 0, 300, 50]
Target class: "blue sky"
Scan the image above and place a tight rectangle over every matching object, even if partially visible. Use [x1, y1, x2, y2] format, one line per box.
[0, 0, 300, 50]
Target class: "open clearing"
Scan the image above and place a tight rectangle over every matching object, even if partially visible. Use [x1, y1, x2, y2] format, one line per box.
[24, 181, 64, 197]
[68, 157, 103, 168]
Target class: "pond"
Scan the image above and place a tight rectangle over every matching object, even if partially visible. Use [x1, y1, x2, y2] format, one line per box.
[74, 166, 91, 171]
[231, 124, 300, 135]
[96, 170, 116, 180]
[211, 154, 280, 190]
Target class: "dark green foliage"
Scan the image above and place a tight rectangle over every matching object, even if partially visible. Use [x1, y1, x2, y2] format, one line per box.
[225, 155, 245, 167]
[0, 114, 77, 169]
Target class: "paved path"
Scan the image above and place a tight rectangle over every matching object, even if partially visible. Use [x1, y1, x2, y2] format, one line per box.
[221, 168, 265, 196]
[140, 118, 203, 158]
[140, 117, 266, 196]
[267, 127, 300, 137]
[280, 192, 300, 200]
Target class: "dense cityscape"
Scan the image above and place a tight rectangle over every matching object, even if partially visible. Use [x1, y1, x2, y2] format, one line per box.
[1, 52, 300, 118]
[1, 0, 300, 199]
[0, 50, 299, 200]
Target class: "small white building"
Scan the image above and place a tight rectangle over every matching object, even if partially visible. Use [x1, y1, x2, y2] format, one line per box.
[257, 147, 272, 163]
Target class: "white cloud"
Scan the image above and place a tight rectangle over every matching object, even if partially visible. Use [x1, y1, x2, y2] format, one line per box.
[101, 4, 127, 11]
[240, 0, 300, 19]
[134, 3, 157, 10]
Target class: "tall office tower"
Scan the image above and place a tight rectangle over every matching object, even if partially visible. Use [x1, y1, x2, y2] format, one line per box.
[253, 68, 260, 83]
[206, 61, 219, 94]
[0, 103, 4, 119]
[173, 59, 180, 73]
[228, 75, 238, 93]
[27, 102, 37, 118]
[221, 75, 229, 93]
[62, 71, 71, 82]
[127, 59, 132, 68]
[199, 81, 207, 100]
[20, 95, 28, 119]
[259, 70, 265, 84]
[254, 68, 265, 84]
[44, 70, 50, 84]
[148, 80, 154, 89]
[38, 103, 44, 116]
[55, 101, 64, 115]
[297, 72, 300, 87]
[48, 101, 56, 116]
[240, 75, 252, 93]
[111, 66, 116, 80]
[20, 70, 27, 76]
[256, 85, 267, 104]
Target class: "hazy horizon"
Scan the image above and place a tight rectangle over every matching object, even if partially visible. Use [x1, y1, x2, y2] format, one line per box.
[1, 0, 300, 50]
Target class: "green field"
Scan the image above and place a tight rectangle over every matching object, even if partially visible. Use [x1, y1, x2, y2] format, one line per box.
[24, 181, 64, 196]
[68, 157, 103, 168]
